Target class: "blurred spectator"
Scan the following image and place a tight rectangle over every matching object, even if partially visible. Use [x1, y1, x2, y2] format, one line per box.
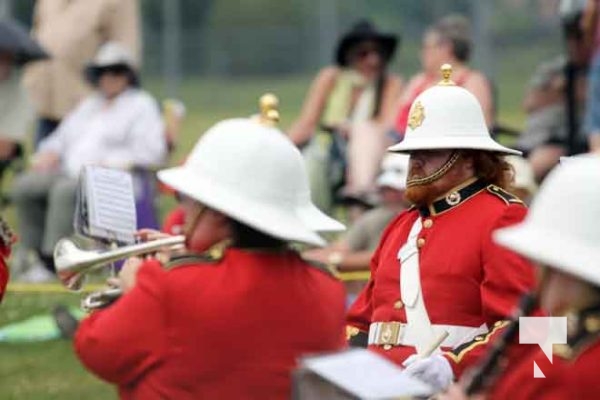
[394, 14, 493, 138]
[0, 18, 47, 185]
[162, 99, 187, 153]
[288, 20, 402, 213]
[22, 0, 140, 148]
[302, 154, 409, 305]
[506, 155, 538, 204]
[11, 42, 166, 282]
[517, 56, 587, 181]
[582, 0, 600, 151]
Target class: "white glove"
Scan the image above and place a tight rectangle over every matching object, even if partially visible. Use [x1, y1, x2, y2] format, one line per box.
[402, 354, 454, 393]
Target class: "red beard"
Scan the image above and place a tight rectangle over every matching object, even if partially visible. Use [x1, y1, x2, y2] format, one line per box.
[405, 166, 438, 205]
[405, 182, 440, 206]
[405, 164, 455, 206]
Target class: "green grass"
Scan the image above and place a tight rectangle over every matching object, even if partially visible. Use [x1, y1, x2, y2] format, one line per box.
[0, 62, 532, 398]
[0, 293, 115, 399]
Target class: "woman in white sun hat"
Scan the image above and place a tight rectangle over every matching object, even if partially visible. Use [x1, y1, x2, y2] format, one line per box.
[73, 96, 347, 400]
[11, 41, 165, 281]
[347, 64, 536, 391]
[438, 154, 600, 399]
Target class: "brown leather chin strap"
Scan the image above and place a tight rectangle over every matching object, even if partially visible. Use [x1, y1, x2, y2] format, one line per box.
[406, 151, 460, 188]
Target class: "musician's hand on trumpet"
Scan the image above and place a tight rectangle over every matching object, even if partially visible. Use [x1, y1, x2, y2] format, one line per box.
[105, 229, 184, 294]
[136, 228, 185, 263]
[136, 228, 174, 242]
[106, 256, 144, 294]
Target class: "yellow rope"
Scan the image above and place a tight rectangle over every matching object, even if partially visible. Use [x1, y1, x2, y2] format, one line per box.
[6, 283, 105, 293]
[338, 271, 370, 282]
[6, 274, 370, 293]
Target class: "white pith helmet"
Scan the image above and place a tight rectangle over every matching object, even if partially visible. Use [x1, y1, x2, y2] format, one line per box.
[376, 154, 409, 191]
[388, 64, 521, 156]
[494, 154, 600, 286]
[158, 95, 345, 247]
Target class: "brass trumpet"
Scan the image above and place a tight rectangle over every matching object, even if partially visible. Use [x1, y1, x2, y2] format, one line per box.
[54, 235, 185, 310]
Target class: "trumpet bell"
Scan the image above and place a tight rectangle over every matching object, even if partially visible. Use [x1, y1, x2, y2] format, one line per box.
[54, 235, 186, 292]
[54, 238, 98, 291]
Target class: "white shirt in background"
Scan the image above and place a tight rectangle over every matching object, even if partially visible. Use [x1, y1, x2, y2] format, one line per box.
[38, 88, 167, 177]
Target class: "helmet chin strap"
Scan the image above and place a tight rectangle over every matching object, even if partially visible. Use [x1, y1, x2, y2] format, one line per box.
[406, 152, 460, 188]
[184, 203, 207, 248]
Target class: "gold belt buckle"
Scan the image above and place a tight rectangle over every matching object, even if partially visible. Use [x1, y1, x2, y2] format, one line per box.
[376, 322, 403, 348]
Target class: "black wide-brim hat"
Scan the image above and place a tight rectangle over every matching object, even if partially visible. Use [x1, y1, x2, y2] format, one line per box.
[0, 19, 49, 65]
[335, 20, 399, 67]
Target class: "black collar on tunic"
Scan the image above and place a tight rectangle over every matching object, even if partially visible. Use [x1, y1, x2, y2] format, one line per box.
[417, 178, 488, 217]
[554, 304, 600, 360]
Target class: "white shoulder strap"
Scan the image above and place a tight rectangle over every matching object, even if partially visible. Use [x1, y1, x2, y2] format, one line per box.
[398, 217, 437, 355]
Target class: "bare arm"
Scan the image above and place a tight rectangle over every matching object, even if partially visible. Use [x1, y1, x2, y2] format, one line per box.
[335, 250, 374, 271]
[287, 67, 338, 146]
[302, 240, 373, 271]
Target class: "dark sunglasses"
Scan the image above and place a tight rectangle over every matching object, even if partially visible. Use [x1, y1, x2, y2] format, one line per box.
[352, 46, 383, 60]
[98, 65, 130, 76]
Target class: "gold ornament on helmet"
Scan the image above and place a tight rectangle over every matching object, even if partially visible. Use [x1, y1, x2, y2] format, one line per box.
[258, 93, 280, 126]
[438, 63, 456, 86]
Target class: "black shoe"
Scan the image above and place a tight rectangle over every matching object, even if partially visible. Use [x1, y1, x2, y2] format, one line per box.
[52, 305, 79, 339]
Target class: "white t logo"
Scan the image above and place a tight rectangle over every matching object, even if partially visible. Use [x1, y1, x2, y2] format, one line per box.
[518, 317, 567, 378]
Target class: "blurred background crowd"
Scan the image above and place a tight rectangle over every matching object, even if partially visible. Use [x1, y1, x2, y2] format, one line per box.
[1, 0, 595, 277]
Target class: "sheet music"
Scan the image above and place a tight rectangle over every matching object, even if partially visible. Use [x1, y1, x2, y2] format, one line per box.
[76, 166, 137, 244]
[300, 349, 433, 399]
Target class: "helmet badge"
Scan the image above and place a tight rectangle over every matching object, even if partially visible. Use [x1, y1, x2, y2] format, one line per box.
[408, 101, 425, 131]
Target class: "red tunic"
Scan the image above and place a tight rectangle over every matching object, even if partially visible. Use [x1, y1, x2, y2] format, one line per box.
[489, 336, 600, 399]
[472, 309, 600, 399]
[74, 248, 346, 399]
[0, 244, 9, 303]
[0, 217, 14, 303]
[346, 179, 536, 377]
